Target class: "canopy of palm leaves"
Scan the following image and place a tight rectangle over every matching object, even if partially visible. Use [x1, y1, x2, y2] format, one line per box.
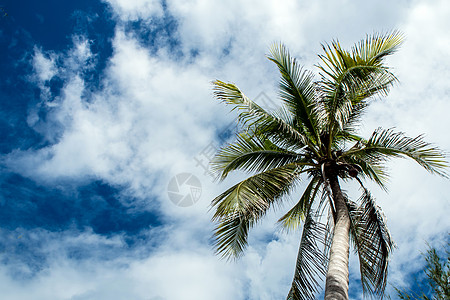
[210, 31, 448, 299]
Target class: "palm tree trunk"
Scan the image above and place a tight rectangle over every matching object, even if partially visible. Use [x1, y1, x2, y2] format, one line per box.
[324, 172, 350, 300]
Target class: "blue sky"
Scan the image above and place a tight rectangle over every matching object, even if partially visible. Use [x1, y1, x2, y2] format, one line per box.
[0, 0, 449, 299]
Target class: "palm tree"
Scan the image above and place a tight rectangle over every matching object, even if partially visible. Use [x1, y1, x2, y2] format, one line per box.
[209, 32, 448, 300]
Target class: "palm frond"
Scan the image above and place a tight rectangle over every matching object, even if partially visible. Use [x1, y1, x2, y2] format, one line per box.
[352, 31, 404, 66]
[211, 132, 306, 181]
[319, 63, 397, 128]
[344, 128, 448, 177]
[339, 70, 398, 134]
[212, 212, 255, 259]
[318, 31, 403, 83]
[211, 163, 305, 259]
[347, 187, 395, 297]
[278, 177, 323, 231]
[317, 32, 403, 148]
[212, 80, 313, 151]
[260, 106, 314, 152]
[316, 176, 335, 219]
[268, 44, 322, 143]
[287, 212, 328, 300]
[342, 153, 389, 191]
[323, 206, 335, 260]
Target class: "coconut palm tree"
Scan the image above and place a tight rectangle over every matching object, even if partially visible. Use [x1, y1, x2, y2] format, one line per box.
[209, 32, 448, 300]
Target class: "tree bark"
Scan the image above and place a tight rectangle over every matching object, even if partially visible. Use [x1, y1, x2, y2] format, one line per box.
[324, 172, 351, 300]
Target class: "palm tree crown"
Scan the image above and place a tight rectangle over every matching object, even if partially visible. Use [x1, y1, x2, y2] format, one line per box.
[210, 32, 448, 299]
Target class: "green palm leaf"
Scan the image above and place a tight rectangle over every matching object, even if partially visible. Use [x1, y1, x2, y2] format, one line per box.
[213, 212, 255, 259]
[344, 128, 448, 177]
[268, 44, 322, 143]
[212, 163, 305, 259]
[352, 31, 404, 65]
[342, 152, 389, 190]
[278, 177, 322, 231]
[317, 32, 403, 155]
[212, 80, 312, 151]
[211, 132, 307, 181]
[347, 188, 394, 297]
[340, 69, 398, 134]
[287, 212, 328, 300]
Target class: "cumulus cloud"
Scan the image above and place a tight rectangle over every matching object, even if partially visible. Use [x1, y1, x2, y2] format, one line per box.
[8, 30, 218, 201]
[0, 227, 241, 300]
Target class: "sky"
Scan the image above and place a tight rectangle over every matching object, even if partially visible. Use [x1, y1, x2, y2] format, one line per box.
[0, 0, 449, 299]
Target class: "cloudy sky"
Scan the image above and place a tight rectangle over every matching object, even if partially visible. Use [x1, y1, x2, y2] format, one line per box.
[1, 0, 449, 299]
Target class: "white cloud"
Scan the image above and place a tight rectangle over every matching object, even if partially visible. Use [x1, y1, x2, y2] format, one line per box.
[9, 30, 218, 202]
[0, 227, 247, 300]
[104, 0, 164, 21]
[32, 49, 58, 82]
